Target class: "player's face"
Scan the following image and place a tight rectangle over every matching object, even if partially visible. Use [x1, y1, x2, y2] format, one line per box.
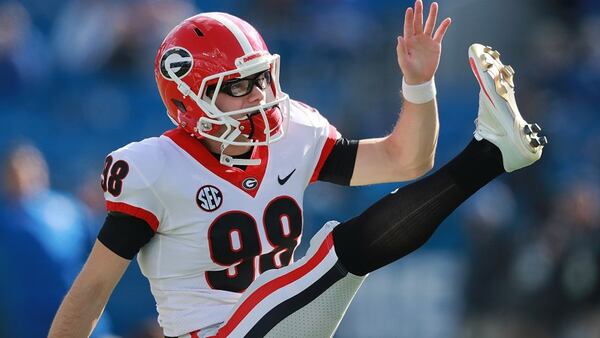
[201, 70, 278, 154]
[214, 85, 266, 116]
[212, 71, 271, 116]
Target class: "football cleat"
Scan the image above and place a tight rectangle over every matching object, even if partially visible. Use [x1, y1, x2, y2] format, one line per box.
[468, 43, 546, 172]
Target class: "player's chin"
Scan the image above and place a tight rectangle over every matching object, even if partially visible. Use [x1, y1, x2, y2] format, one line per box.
[244, 108, 283, 142]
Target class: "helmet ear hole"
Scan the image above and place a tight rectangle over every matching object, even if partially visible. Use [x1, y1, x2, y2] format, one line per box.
[171, 99, 187, 113]
[204, 85, 216, 99]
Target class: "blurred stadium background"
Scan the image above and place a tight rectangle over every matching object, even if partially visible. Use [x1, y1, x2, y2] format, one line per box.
[1, 0, 599, 337]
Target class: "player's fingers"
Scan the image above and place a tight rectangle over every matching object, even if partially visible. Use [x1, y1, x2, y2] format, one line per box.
[413, 0, 424, 35]
[424, 2, 438, 37]
[404, 7, 414, 38]
[433, 17, 452, 43]
[397, 36, 409, 61]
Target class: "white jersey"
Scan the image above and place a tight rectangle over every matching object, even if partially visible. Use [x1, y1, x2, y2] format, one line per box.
[102, 100, 339, 337]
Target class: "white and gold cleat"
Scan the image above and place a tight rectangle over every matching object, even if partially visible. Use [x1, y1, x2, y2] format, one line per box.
[468, 43, 547, 172]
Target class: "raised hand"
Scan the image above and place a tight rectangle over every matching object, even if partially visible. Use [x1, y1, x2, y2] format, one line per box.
[397, 0, 451, 84]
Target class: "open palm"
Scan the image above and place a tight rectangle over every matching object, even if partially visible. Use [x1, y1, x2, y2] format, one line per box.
[397, 0, 451, 84]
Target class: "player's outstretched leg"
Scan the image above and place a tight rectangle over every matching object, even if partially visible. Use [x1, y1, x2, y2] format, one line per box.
[204, 45, 548, 338]
[468, 43, 546, 172]
[332, 44, 547, 276]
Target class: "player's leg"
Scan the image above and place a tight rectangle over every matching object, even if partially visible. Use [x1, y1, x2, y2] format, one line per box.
[210, 221, 365, 338]
[199, 44, 546, 338]
[332, 44, 547, 276]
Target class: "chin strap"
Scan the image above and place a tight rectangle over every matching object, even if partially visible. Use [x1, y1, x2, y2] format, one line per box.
[218, 126, 262, 167]
[219, 154, 261, 167]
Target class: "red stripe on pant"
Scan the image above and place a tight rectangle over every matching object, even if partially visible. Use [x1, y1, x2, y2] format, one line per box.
[212, 233, 335, 337]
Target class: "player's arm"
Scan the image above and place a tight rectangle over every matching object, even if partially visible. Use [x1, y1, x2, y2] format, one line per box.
[350, 0, 451, 185]
[50, 212, 154, 337]
[49, 240, 130, 338]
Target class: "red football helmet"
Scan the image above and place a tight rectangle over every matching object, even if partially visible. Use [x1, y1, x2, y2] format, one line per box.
[154, 12, 290, 166]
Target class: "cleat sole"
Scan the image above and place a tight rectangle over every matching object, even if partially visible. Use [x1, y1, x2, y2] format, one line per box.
[470, 43, 547, 171]
[478, 46, 515, 102]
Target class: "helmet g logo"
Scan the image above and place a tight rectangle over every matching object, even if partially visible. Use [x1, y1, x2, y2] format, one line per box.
[160, 47, 193, 81]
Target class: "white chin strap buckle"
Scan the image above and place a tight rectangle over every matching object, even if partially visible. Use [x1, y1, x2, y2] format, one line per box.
[220, 154, 261, 167]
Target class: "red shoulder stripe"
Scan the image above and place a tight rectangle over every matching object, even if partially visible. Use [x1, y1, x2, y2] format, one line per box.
[106, 201, 159, 232]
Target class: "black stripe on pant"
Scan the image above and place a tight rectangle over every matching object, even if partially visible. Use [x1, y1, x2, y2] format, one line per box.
[244, 262, 348, 337]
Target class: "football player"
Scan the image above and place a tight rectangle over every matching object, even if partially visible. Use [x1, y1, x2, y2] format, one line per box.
[49, 1, 546, 337]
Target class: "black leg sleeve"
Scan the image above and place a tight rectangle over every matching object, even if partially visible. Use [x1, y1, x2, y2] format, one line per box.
[332, 139, 505, 276]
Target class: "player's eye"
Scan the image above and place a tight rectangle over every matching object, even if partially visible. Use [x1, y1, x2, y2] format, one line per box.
[220, 70, 272, 97]
[228, 81, 253, 96]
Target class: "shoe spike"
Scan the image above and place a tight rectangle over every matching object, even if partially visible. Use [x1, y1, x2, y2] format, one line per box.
[501, 66, 515, 88]
[538, 136, 548, 146]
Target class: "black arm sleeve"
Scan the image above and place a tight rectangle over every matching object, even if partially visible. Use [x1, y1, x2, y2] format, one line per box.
[317, 138, 359, 185]
[97, 212, 155, 260]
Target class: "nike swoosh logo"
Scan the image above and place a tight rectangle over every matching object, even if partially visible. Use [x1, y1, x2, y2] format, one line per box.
[278, 169, 296, 185]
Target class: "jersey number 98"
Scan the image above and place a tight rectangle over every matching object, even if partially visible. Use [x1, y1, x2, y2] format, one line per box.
[206, 196, 302, 293]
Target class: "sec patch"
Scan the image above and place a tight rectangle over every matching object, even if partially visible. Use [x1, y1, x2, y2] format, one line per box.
[196, 185, 223, 212]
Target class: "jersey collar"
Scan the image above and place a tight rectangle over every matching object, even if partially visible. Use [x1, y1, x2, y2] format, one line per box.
[164, 128, 269, 198]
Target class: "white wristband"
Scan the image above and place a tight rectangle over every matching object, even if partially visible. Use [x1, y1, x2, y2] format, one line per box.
[401, 77, 436, 104]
